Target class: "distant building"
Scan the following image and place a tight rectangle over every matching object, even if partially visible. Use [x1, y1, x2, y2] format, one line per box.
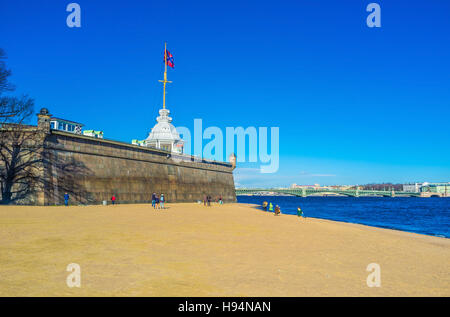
[50, 117, 83, 134]
[131, 139, 146, 147]
[291, 183, 321, 189]
[403, 183, 422, 193]
[420, 183, 450, 196]
[329, 185, 354, 190]
[83, 130, 104, 139]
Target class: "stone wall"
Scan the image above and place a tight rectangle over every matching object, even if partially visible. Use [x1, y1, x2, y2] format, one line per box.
[42, 131, 236, 205]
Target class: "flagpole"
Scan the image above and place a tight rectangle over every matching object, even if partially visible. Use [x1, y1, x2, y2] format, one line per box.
[159, 42, 172, 110]
[163, 42, 167, 109]
[164, 42, 167, 78]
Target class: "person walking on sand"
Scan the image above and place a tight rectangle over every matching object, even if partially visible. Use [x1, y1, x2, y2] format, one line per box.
[64, 192, 69, 207]
[160, 194, 165, 209]
[151, 192, 156, 208]
[111, 195, 116, 205]
[204, 195, 207, 206]
[155, 195, 160, 209]
[268, 202, 273, 213]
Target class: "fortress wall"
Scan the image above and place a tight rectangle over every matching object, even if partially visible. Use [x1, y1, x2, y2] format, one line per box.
[43, 131, 236, 205]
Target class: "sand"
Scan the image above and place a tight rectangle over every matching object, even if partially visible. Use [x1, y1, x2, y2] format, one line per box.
[0, 202, 449, 296]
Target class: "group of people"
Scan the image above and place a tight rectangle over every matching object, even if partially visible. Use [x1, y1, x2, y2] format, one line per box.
[63, 192, 229, 209]
[262, 201, 306, 219]
[64, 192, 117, 206]
[262, 201, 279, 214]
[64, 192, 162, 208]
[203, 195, 223, 206]
[151, 193, 165, 209]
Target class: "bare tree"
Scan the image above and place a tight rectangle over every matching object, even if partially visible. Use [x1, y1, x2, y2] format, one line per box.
[0, 49, 34, 124]
[0, 48, 14, 94]
[0, 122, 42, 204]
[0, 109, 92, 204]
[0, 95, 35, 125]
[362, 183, 403, 191]
[0, 48, 37, 203]
[0, 48, 91, 204]
[1, 123, 92, 204]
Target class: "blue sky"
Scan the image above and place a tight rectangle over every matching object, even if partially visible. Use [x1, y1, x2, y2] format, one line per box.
[1, 0, 450, 187]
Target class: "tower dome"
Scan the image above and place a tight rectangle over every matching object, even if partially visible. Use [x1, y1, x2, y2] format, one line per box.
[145, 108, 184, 153]
[134, 43, 184, 153]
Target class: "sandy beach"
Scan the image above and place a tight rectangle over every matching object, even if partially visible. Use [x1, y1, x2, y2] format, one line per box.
[0, 202, 449, 296]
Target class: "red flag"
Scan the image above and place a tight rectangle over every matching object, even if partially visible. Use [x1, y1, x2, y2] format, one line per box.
[164, 49, 174, 68]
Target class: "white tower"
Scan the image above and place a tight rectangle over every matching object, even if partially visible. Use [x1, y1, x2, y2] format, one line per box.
[144, 43, 184, 154]
[145, 108, 184, 153]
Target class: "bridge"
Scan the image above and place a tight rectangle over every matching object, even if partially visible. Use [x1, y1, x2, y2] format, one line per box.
[235, 188, 422, 197]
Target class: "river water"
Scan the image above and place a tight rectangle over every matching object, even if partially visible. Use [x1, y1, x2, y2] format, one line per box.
[237, 195, 450, 238]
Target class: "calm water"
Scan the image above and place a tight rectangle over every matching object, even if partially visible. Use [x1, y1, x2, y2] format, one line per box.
[237, 196, 450, 238]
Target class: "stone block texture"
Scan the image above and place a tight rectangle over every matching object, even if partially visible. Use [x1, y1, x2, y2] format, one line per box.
[41, 131, 236, 205]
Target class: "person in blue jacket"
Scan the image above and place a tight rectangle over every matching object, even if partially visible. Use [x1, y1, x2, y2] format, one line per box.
[64, 192, 69, 206]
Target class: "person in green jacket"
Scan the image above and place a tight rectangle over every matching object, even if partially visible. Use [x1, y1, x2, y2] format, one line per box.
[268, 202, 273, 212]
[297, 206, 305, 218]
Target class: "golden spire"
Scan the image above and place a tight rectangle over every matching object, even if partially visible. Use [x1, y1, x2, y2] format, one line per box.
[158, 42, 172, 109]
